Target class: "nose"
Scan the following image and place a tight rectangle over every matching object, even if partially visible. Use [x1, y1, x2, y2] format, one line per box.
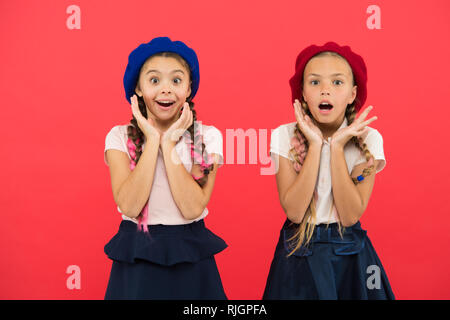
[160, 87, 172, 94]
[320, 84, 331, 96]
[160, 79, 173, 94]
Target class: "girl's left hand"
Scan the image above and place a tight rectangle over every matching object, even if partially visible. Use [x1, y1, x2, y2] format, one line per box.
[161, 102, 193, 146]
[330, 105, 378, 149]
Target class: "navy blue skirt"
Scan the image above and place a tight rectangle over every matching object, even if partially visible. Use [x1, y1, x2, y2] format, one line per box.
[104, 219, 228, 300]
[263, 219, 395, 300]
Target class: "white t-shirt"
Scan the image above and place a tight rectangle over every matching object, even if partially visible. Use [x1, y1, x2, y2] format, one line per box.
[270, 117, 386, 225]
[104, 122, 224, 225]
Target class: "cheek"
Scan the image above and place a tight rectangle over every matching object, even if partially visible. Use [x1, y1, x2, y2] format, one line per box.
[302, 87, 312, 100]
[140, 84, 158, 98]
[175, 85, 191, 98]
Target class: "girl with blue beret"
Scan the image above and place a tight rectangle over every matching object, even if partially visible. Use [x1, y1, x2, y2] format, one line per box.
[263, 42, 395, 299]
[103, 37, 227, 299]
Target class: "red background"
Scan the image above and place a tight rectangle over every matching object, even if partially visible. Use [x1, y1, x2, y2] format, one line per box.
[1, 0, 449, 299]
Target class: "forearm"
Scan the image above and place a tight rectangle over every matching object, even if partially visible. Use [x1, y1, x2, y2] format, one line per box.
[282, 143, 323, 223]
[161, 141, 207, 220]
[117, 138, 159, 219]
[330, 144, 364, 226]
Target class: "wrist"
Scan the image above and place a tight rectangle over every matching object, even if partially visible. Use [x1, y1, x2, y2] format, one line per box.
[330, 142, 344, 152]
[309, 141, 323, 149]
[161, 139, 176, 150]
[145, 132, 160, 145]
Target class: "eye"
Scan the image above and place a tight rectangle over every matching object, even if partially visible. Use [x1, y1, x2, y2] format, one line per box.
[150, 77, 159, 84]
[310, 80, 319, 85]
[334, 80, 343, 85]
[173, 78, 182, 84]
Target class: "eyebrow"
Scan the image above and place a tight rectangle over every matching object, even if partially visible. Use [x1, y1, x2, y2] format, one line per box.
[307, 73, 347, 78]
[145, 69, 185, 75]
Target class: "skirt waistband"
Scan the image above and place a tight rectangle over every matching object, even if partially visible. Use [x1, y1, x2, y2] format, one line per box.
[282, 219, 367, 256]
[119, 218, 206, 234]
[105, 218, 227, 266]
[283, 219, 364, 242]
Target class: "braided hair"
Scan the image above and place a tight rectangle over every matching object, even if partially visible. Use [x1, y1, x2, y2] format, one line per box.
[126, 52, 214, 233]
[286, 51, 375, 257]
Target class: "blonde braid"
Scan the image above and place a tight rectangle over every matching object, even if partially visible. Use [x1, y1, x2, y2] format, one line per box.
[286, 102, 375, 256]
[345, 104, 376, 184]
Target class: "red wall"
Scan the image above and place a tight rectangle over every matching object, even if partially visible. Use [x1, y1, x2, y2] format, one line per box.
[1, 0, 449, 299]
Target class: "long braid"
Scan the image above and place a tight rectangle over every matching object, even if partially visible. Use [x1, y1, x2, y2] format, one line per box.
[286, 101, 317, 257]
[185, 97, 215, 187]
[286, 100, 375, 256]
[345, 104, 376, 183]
[125, 53, 214, 232]
[285, 51, 376, 256]
[127, 96, 149, 232]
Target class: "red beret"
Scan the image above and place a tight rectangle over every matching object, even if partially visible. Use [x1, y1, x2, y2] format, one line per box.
[289, 41, 367, 112]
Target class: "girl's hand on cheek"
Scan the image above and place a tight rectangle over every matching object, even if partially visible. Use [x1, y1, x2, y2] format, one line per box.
[331, 105, 377, 149]
[130, 94, 161, 142]
[161, 102, 193, 146]
[294, 99, 324, 146]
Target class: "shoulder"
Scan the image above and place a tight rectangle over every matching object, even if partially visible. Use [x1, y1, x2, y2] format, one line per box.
[360, 127, 384, 149]
[198, 122, 223, 143]
[352, 126, 386, 173]
[106, 124, 132, 139]
[270, 122, 297, 160]
[105, 124, 133, 151]
[104, 124, 133, 165]
[195, 122, 224, 167]
[196, 122, 223, 151]
[198, 122, 221, 134]
[271, 122, 297, 139]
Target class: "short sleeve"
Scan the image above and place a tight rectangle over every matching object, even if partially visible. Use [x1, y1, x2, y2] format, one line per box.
[104, 126, 129, 166]
[204, 126, 224, 168]
[270, 125, 292, 160]
[353, 129, 386, 173]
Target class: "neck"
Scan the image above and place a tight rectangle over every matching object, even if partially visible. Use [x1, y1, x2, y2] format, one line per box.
[154, 120, 175, 133]
[312, 116, 346, 140]
[148, 113, 180, 133]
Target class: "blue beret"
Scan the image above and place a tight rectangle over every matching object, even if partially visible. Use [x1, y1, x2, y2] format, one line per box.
[123, 37, 200, 104]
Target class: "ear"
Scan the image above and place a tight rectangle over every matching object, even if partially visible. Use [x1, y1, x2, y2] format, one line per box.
[187, 82, 192, 99]
[350, 85, 357, 104]
[135, 83, 143, 97]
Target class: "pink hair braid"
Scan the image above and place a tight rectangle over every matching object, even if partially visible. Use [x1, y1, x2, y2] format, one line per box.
[126, 137, 149, 233]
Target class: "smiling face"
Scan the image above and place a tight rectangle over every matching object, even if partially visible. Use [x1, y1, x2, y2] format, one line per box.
[302, 53, 357, 127]
[135, 55, 192, 128]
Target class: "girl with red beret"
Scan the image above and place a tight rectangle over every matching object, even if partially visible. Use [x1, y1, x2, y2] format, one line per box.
[263, 42, 395, 299]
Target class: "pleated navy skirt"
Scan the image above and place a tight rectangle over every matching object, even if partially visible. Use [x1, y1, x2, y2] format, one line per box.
[104, 219, 228, 300]
[263, 219, 395, 300]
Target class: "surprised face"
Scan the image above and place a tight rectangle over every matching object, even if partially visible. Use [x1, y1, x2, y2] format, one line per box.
[302, 54, 357, 125]
[135, 55, 192, 126]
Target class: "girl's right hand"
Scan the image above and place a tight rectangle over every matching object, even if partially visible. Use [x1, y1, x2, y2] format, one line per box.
[294, 99, 324, 146]
[130, 94, 161, 141]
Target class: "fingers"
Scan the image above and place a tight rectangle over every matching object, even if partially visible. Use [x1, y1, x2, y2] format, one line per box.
[178, 102, 193, 130]
[355, 105, 374, 124]
[182, 102, 192, 128]
[355, 115, 377, 131]
[130, 95, 140, 119]
[354, 115, 377, 139]
[294, 99, 305, 126]
[353, 105, 378, 132]
[185, 103, 193, 129]
[362, 116, 378, 127]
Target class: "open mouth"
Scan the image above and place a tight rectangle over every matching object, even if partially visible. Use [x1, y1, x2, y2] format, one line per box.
[156, 101, 176, 108]
[319, 103, 334, 111]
